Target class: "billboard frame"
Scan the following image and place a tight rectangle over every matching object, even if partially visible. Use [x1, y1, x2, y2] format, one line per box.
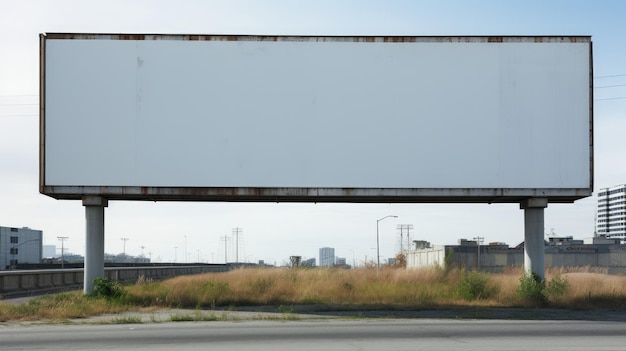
[39, 33, 594, 204]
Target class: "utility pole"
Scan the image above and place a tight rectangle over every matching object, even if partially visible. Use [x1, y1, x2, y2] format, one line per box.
[397, 224, 414, 254]
[473, 236, 484, 270]
[57, 236, 68, 269]
[232, 227, 242, 263]
[350, 250, 356, 268]
[221, 235, 229, 263]
[121, 237, 129, 260]
[174, 246, 178, 263]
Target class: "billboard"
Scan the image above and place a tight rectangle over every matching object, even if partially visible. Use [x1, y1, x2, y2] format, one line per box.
[40, 34, 593, 203]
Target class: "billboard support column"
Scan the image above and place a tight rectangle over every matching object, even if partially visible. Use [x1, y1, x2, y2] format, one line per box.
[83, 196, 108, 294]
[520, 198, 548, 280]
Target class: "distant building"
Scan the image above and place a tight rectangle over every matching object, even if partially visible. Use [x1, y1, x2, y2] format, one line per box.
[597, 185, 626, 242]
[0, 226, 43, 270]
[319, 247, 335, 267]
[42, 245, 56, 258]
[413, 240, 431, 250]
[302, 258, 316, 267]
[407, 236, 626, 274]
[289, 256, 302, 267]
[104, 253, 150, 264]
[62, 253, 85, 264]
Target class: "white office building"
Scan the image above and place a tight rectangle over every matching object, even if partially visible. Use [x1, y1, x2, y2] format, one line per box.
[0, 226, 43, 270]
[597, 185, 626, 241]
[319, 247, 335, 267]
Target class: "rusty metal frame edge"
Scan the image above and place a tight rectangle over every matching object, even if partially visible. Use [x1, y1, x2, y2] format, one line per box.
[589, 41, 595, 194]
[40, 186, 591, 204]
[39, 33, 46, 194]
[41, 32, 592, 43]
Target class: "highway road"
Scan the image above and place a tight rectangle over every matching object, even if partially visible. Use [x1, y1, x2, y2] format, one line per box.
[2, 319, 625, 350]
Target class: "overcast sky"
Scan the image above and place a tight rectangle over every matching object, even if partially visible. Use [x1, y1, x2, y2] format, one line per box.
[1, 0, 625, 266]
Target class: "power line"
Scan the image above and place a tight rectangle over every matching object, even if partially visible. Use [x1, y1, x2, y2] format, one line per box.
[0, 103, 38, 106]
[595, 96, 626, 101]
[595, 84, 626, 89]
[595, 74, 626, 79]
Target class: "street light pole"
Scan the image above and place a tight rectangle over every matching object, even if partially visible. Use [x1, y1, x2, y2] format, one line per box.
[377, 215, 398, 270]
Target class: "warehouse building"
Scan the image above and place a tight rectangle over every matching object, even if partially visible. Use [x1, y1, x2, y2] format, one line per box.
[407, 236, 626, 274]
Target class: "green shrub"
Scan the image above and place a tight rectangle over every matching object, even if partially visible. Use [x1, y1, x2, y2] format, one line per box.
[111, 315, 142, 324]
[516, 273, 570, 306]
[444, 249, 456, 270]
[456, 270, 494, 301]
[545, 274, 570, 301]
[278, 305, 294, 314]
[516, 273, 547, 306]
[92, 278, 124, 299]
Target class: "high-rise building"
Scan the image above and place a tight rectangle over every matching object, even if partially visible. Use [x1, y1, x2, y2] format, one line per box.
[319, 247, 335, 267]
[597, 185, 626, 241]
[0, 226, 43, 270]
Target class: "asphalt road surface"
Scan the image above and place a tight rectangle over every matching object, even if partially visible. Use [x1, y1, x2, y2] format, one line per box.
[2, 319, 625, 351]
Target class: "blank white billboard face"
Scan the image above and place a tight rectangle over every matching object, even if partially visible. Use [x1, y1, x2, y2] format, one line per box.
[41, 35, 592, 202]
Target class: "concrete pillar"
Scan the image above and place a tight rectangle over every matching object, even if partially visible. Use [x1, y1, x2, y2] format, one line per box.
[520, 198, 548, 280]
[83, 196, 108, 294]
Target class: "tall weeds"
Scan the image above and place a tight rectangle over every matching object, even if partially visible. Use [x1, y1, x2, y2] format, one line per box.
[120, 266, 626, 309]
[0, 291, 131, 322]
[2, 266, 626, 321]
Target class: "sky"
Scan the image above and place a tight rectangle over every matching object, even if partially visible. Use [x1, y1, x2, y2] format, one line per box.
[1, 0, 625, 266]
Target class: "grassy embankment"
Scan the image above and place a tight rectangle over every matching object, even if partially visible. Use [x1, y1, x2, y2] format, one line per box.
[1, 266, 625, 322]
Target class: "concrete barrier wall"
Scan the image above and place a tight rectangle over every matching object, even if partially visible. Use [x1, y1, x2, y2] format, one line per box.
[0, 265, 231, 297]
[406, 246, 446, 268]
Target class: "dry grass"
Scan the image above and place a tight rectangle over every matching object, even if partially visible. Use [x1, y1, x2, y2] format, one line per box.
[0, 291, 132, 322]
[556, 272, 626, 308]
[124, 267, 459, 308]
[1, 266, 625, 322]
[122, 266, 626, 310]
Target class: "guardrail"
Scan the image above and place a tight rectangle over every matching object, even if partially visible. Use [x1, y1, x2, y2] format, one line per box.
[0, 265, 231, 298]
